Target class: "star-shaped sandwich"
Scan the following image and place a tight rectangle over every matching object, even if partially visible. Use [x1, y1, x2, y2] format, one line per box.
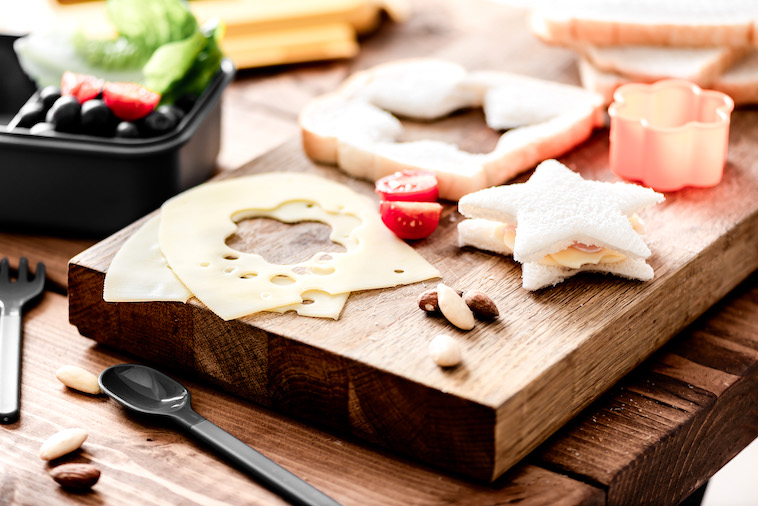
[457, 159, 665, 290]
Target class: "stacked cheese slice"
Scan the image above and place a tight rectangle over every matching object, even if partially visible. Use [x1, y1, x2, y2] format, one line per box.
[104, 172, 439, 320]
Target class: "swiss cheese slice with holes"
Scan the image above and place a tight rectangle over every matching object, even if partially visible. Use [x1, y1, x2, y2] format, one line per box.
[158, 172, 441, 320]
[104, 213, 353, 319]
[104, 216, 193, 303]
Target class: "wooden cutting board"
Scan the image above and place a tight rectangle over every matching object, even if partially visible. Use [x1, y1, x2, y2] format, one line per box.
[68, 101, 758, 481]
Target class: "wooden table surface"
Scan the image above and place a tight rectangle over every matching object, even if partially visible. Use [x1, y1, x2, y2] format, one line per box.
[2, 1, 757, 504]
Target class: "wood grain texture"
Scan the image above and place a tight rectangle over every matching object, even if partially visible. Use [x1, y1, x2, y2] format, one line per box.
[535, 273, 758, 505]
[3, 291, 604, 505]
[3, 0, 758, 501]
[67, 0, 758, 482]
[0, 234, 96, 293]
[8, 267, 758, 505]
[69, 103, 758, 482]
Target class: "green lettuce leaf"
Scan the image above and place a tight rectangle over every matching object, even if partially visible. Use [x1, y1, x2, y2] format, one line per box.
[145, 18, 225, 104]
[74, 0, 198, 71]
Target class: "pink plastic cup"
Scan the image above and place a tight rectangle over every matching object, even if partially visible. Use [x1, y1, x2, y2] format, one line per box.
[608, 79, 734, 192]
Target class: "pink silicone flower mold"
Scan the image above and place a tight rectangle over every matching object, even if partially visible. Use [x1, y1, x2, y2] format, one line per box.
[608, 79, 734, 192]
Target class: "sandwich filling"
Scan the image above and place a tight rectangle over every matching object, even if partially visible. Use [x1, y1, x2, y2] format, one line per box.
[488, 214, 644, 269]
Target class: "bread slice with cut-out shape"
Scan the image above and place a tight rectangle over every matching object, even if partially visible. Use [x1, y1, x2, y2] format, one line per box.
[299, 59, 604, 200]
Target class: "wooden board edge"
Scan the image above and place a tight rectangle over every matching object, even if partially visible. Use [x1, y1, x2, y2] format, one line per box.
[67, 261, 504, 482]
[491, 209, 758, 479]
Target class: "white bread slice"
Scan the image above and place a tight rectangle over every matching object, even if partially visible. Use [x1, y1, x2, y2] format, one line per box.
[529, 3, 758, 48]
[299, 59, 604, 200]
[581, 45, 748, 85]
[457, 216, 655, 291]
[338, 59, 479, 120]
[458, 218, 513, 255]
[579, 51, 758, 105]
[300, 92, 402, 164]
[458, 159, 664, 264]
[460, 70, 604, 129]
[481, 106, 600, 188]
[521, 258, 654, 291]
[369, 140, 489, 200]
[712, 50, 758, 104]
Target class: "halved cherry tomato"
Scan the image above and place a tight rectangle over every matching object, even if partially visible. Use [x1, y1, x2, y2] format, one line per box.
[379, 201, 442, 240]
[375, 170, 439, 202]
[102, 82, 161, 121]
[61, 71, 104, 104]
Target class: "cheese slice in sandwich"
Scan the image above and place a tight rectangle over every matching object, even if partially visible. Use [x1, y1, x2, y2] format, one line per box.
[458, 159, 664, 290]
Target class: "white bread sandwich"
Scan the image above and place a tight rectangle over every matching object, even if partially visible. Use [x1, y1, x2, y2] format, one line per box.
[458, 159, 665, 290]
[529, 1, 758, 48]
[580, 45, 748, 86]
[299, 58, 604, 201]
[579, 50, 758, 105]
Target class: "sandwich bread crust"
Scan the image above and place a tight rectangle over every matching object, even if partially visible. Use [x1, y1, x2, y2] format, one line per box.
[299, 58, 604, 200]
[458, 159, 664, 290]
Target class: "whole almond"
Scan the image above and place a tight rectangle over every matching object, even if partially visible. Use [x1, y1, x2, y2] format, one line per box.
[39, 428, 88, 461]
[50, 463, 100, 490]
[418, 289, 439, 312]
[464, 290, 499, 319]
[429, 334, 462, 367]
[55, 365, 102, 395]
[418, 288, 463, 313]
[437, 283, 475, 331]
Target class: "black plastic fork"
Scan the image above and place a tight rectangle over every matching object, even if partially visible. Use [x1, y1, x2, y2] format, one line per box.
[0, 257, 45, 424]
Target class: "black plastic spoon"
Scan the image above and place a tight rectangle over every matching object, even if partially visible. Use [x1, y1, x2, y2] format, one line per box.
[99, 364, 340, 506]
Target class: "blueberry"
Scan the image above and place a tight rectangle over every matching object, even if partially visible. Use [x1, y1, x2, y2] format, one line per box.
[140, 107, 179, 137]
[114, 121, 139, 138]
[158, 105, 185, 125]
[46, 95, 81, 133]
[39, 86, 61, 111]
[14, 101, 46, 128]
[80, 99, 114, 136]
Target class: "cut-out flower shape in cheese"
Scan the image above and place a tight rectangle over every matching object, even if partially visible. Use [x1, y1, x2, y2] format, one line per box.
[144, 172, 441, 321]
[299, 58, 605, 200]
[609, 79, 734, 192]
[458, 159, 664, 290]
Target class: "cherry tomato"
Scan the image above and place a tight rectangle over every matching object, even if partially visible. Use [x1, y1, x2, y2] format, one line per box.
[379, 201, 442, 240]
[375, 170, 439, 202]
[61, 71, 104, 104]
[102, 82, 161, 121]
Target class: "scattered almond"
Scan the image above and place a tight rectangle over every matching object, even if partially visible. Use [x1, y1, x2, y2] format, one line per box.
[50, 463, 100, 491]
[39, 428, 88, 461]
[55, 365, 102, 395]
[418, 288, 463, 313]
[464, 290, 499, 319]
[436, 283, 475, 330]
[417, 289, 439, 312]
[429, 334, 462, 367]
